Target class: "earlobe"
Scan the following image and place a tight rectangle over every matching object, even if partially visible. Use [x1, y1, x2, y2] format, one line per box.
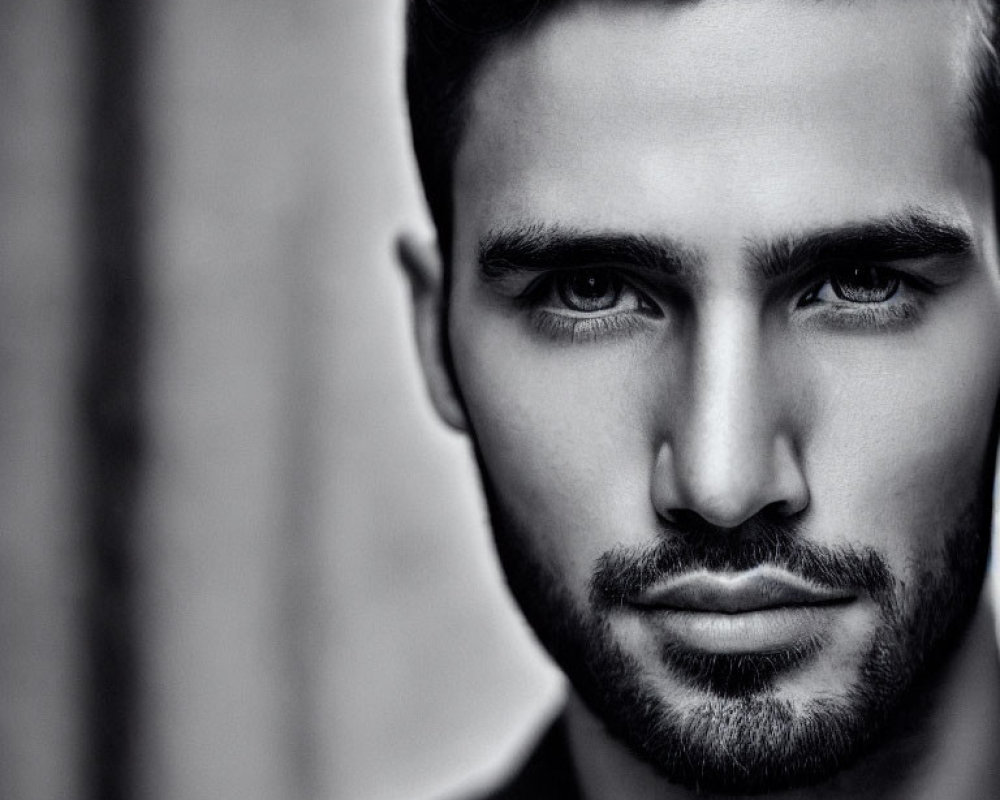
[396, 233, 468, 432]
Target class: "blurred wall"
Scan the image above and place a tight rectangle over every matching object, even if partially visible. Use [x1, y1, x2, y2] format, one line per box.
[0, 1, 86, 797]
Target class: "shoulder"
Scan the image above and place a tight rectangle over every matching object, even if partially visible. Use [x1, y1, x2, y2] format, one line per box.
[461, 715, 582, 800]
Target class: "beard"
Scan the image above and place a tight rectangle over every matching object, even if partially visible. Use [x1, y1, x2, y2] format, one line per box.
[472, 444, 993, 794]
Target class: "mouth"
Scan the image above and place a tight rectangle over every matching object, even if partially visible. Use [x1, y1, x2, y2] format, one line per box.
[632, 567, 856, 614]
[627, 567, 857, 655]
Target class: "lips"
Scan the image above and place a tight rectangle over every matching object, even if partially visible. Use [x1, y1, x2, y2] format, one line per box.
[627, 567, 857, 655]
[632, 567, 855, 614]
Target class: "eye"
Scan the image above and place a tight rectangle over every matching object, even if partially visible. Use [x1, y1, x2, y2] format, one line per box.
[795, 262, 935, 332]
[555, 268, 623, 312]
[815, 265, 901, 304]
[518, 266, 663, 342]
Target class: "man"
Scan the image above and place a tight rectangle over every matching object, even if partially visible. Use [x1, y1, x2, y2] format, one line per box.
[398, 0, 1000, 797]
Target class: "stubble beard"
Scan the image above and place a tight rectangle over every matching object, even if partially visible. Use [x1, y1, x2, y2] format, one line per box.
[472, 443, 992, 794]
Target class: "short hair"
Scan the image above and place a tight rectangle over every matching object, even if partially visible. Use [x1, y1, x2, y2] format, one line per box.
[405, 0, 1000, 266]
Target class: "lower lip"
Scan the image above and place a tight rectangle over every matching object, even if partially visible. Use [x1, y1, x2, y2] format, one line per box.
[636, 604, 848, 654]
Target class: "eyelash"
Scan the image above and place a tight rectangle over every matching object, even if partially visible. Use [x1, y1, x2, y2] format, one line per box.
[515, 265, 936, 342]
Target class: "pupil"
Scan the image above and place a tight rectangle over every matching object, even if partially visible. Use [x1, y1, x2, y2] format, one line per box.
[852, 266, 889, 288]
[557, 268, 622, 312]
[573, 270, 610, 298]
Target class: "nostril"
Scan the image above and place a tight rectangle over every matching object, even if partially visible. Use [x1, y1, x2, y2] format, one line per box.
[661, 508, 738, 536]
[662, 496, 806, 534]
[762, 496, 809, 520]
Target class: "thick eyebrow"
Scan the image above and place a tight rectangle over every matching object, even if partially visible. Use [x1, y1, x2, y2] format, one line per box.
[478, 223, 703, 282]
[477, 212, 973, 286]
[747, 210, 974, 282]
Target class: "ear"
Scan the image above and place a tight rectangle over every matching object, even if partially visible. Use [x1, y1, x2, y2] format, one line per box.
[396, 233, 468, 431]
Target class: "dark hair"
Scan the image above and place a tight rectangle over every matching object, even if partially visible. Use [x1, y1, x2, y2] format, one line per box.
[405, 1, 557, 265]
[405, 0, 1000, 265]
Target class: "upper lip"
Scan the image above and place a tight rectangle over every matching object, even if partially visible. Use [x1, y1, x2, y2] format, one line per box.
[631, 567, 855, 614]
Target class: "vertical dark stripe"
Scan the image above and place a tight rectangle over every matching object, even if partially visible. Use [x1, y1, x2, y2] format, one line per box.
[82, 1, 145, 798]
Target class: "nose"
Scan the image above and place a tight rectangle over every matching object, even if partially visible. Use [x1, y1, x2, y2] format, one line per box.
[651, 299, 809, 529]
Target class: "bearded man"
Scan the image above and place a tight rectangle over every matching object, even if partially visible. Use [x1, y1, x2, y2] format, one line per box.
[399, 1, 1000, 797]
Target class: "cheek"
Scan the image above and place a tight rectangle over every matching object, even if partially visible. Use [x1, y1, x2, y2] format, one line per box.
[452, 313, 658, 591]
[805, 312, 1000, 574]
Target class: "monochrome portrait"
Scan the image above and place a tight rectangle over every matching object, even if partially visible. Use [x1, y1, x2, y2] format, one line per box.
[5, 1, 999, 798]
[393, 1, 1000, 797]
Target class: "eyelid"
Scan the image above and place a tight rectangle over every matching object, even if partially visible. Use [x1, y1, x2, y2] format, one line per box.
[515, 266, 605, 303]
[830, 257, 953, 288]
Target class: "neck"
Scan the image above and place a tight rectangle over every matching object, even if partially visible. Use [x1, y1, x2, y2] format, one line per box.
[565, 595, 1000, 800]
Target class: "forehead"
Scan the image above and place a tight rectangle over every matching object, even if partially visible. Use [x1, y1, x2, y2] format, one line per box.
[453, 0, 987, 251]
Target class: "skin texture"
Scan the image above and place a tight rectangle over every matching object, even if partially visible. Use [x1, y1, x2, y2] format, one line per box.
[402, 0, 1000, 796]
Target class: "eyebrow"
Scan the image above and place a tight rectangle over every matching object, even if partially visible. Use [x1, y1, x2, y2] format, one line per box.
[747, 210, 974, 281]
[478, 211, 973, 285]
[479, 224, 703, 281]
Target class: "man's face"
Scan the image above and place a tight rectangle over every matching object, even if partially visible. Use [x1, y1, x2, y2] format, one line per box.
[441, 0, 1000, 792]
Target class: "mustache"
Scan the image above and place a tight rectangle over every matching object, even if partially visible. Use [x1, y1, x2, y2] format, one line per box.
[590, 515, 894, 612]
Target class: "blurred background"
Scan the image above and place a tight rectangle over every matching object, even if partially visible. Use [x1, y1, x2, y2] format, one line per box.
[2, 1, 560, 798]
[4, 1, 998, 799]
